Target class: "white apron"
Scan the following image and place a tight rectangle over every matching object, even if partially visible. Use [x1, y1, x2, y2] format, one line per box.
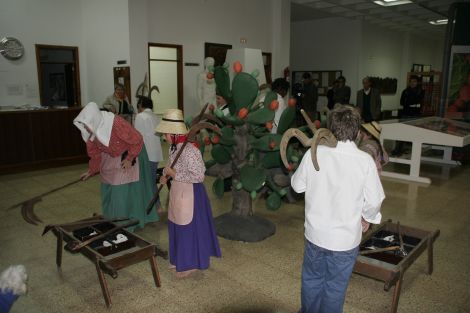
[168, 181, 194, 225]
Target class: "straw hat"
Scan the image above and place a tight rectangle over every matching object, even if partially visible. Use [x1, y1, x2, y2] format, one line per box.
[361, 121, 382, 141]
[155, 109, 188, 135]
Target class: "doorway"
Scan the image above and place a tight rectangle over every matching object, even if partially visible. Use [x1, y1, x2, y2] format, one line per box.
[35, 45, 81, 107]
[148, 43, 183, 114]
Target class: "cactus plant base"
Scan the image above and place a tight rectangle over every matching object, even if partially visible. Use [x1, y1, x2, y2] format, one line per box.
[214, 212, 276, 242]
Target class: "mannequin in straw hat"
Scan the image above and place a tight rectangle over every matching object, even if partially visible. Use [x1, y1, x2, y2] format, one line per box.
[357, 121, 389, 173]
[73, 102, 159, 231]
[156, 109, 221, 278]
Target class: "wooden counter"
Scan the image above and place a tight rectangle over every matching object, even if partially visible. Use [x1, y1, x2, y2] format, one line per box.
[0, 107, 87, 174]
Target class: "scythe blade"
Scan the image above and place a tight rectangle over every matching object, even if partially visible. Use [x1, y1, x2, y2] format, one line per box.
[280, 128, 313, 169]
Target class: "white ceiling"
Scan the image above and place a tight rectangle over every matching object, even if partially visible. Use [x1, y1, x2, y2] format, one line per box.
[291, 0, 468, 36]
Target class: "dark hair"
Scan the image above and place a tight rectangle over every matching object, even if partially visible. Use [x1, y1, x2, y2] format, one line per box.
[328, 105, 361, 141]
[337, 76, 346, 82]
[302, 72, 311, 79]
[271, 78, 290, 93]
[409, 75, 419, 82]
[137, 96, 153, 109]
[114, 83, 125, 91]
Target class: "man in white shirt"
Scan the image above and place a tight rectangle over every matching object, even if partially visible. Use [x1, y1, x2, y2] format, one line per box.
[291, 105, 385, 313]
[270, 78, 289, 134]
[134, 97, 164, 200]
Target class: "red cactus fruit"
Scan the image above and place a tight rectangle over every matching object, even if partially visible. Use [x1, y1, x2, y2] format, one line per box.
[288, 98, 297, 107]
[265, 121, 273, 130]
[314, 120, 321, 129]
[212, 135, 220, 144]
[233, 61, 243, 73]
[206, 72, 214, 79]
[204, 136, 211, 146]
[269, 100, 279, 111]
[238, 108, 249, 119]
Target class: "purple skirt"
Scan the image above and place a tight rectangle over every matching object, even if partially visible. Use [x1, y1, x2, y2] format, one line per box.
[168, 183, 221, 272]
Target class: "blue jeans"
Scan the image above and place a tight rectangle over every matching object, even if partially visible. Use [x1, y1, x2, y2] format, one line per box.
[301, 240, 359, 313]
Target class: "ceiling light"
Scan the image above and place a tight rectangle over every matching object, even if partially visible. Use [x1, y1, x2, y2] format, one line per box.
[374, 0, 413, 7]
[429, 19, 448, 25]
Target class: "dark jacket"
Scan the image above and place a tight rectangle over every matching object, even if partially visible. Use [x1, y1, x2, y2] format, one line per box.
[400, 87, 424, 117]
[333, 86, 351, 104]
[356, 88, 382, 121]
[303, 81, 318, 113]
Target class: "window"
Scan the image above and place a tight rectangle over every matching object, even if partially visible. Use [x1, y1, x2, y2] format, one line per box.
[35, 45, 81, 107]
[148, 43, 183, 114]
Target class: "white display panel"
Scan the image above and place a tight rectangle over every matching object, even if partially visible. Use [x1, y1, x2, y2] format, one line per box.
[380, 117, 470, 184]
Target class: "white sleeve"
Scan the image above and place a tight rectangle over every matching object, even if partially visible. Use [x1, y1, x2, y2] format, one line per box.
[134, 114, 145, 135]
[291, 149, 310, 193]
[362, 159, 385, 224]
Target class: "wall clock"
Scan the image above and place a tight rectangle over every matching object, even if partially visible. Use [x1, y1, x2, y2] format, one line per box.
[0, 37, 25, 60]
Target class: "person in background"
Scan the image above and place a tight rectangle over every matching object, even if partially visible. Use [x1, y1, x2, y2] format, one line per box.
[216, 95, 231, 116]
[103, 83, 134, 123]
[291, 105, 385, 313]
[156, 109, 221, 278]
[271, 78, 290, 134]
[358, 121, 389, 173]
[356, 77, 382, 122]
[391, 75, 424, 156]
[327, 79, 339, 110]
[134, 96, 163, 210]
[400, 75, 424, 118]
[333, 76, 351, 105]
[74, 102, 158, 231]
[302, 73, 318, 121]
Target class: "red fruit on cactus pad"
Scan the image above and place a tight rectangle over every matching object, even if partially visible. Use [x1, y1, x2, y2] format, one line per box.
[265, 121, 273, 130]
[233, 61, 242, 73]
[204, 136, 211, 146]
[206, 72, 214, 79]
[287, 163, 294, 171]
[288, 98, 297, 107]
[238, 108, 249, 119]
[212, 135, 220, 144]
[269, 100, 279, 111]
[314, 120, 321, 129]
[268, 140, 276, 150]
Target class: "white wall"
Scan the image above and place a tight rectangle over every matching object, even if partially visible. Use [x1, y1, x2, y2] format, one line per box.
[80, 0, 131, 107]
[0, 0, 84, 107]
[141, 0, 290, 117]
[291, 18, 445, 111]
[128, 0, 150, 107]
[290, 17, 362, 109]
[0, 0, 131, 108]
[1, 0, 291, 114]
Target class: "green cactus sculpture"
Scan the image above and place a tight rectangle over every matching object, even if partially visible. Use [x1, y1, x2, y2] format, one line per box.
[202, 62, 303, 242]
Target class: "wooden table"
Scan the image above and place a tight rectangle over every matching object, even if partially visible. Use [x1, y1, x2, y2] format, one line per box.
[49, 216, 162, 307]
[353, 220, 440, 313]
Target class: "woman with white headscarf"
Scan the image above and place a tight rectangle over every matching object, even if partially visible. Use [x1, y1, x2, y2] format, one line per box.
[73, 102, 159, 230]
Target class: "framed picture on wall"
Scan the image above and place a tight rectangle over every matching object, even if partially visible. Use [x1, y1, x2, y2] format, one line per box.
[412, 64, 424, 73]
[204, 42, 232, 67]
[446, 45, 470, 115]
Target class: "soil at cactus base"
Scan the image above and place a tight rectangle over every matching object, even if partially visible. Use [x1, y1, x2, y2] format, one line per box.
[214, 212, 276, 242]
